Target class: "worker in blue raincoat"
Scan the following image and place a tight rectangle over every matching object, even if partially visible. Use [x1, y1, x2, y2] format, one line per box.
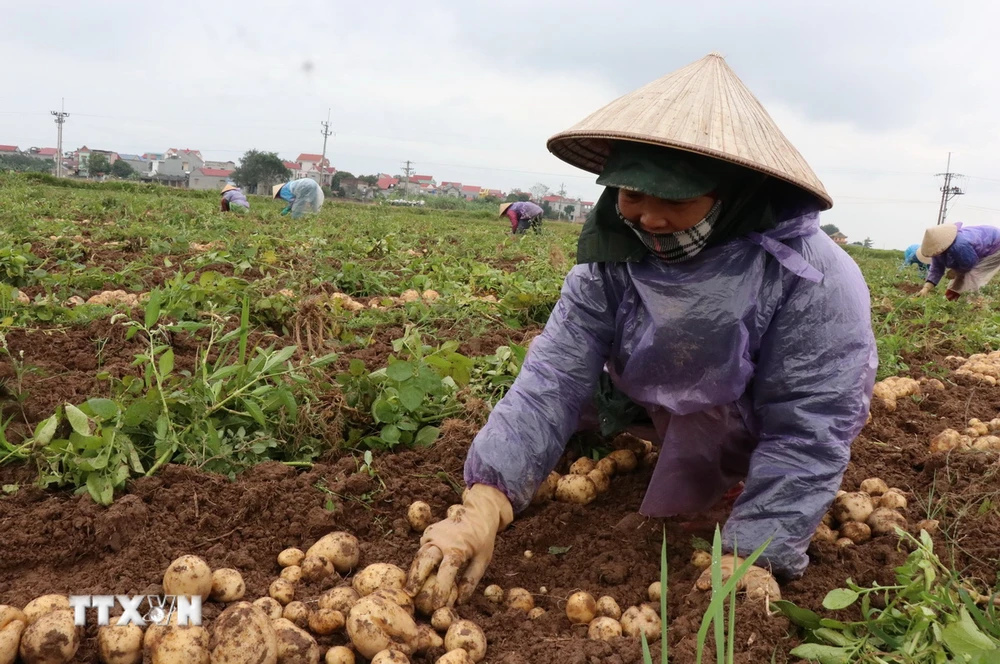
[901, 243, 929, 277]
[405, 53, 877, 609]
[273, 178, 325, 218]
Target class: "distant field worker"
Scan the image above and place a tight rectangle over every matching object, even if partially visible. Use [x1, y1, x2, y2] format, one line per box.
[220, 183, 249, 213]
[917, 223, 1000, 300]
[900, 243, 928, 277]
[500, 201, 544, 235]
[273, 178, 325, 219]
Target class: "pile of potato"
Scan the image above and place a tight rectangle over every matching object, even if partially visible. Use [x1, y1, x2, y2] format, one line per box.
[813, 479, 912, 548]
[529, 435, 656, 507]
[949, 352, 1000, 386]
[929, 418, 1000, 454]
[871, 376, 946, 411]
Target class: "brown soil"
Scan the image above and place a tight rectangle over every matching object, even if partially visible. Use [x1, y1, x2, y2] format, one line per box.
[2, 355, 1000, 662]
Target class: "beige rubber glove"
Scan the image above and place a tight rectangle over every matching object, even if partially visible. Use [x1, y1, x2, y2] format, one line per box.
[405, 484, 514, 610]
[918, 282, 934, 297]
[694, 554, 781, 603]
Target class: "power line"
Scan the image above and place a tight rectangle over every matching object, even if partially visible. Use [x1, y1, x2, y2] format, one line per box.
[50, 99, 69, 178]
[935, 152, 964, 225]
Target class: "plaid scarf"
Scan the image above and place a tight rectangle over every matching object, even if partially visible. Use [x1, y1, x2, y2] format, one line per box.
[617, 199, 723, 263]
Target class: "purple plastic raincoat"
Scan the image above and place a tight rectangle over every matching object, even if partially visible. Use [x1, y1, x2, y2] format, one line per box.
[465, 209, 877, 578]
[926, 222, 1000, 286]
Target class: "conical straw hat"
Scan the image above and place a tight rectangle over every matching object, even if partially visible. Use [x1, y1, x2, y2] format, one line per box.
[499, 202, 513, 216]
[272, 184, 283, 199]
[919, 224, 958, 258]
[547, 52, 832, 209]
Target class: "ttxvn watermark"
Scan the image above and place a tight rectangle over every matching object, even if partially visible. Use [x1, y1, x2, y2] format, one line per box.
[68, 595, 202, 627]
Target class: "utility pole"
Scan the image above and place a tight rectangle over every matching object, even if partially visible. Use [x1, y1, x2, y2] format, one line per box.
[50, 99, 69, 178]
[319, 109, 333, 186]
[557, 182, 567, 197]
[401, 160, 414, 199]
[935, 152, 964, 225]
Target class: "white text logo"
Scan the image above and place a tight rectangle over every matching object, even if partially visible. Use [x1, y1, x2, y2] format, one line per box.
[68, 595, 202, 627]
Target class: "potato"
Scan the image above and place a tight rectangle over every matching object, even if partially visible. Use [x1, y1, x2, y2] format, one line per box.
[528, 608, 546, 620]
[281, 566, 303, 583]
[917, 519, 940, 535]
[163, 555, 213, 601]
[831, 492, 874, 524]
[607, 449, 638, 473]
[839, 521, 871, 544]
[278, 548, 306, 568]
[531, 471, 560, 505]
[210, 568, 246, 602]
[253, 597, 283, 620]
[372, 589, 415, 616]
[965, 427, 982, 438]
[437, 650, 475, 664]
[0, 619, 26, 664]
[483, 585, 504, 604]
[283, 601, 310, 628]
[272, 618, 319, 664]
[0, 606, 26, 630]
[859, 478, 888, 496]
[595, 596, 621, 620]
[691, 551, 712, 569]
[506, 588, 534, 612]
[812, 523, 838, 544]
[879, 490, 907, 510]
[307, 532, 360, 574]
[444, 620, 487, 663]
[930, 429, 963, 454]
[588, 617, 623, 641]
[19, 609, 79, 664]
[565, 592, 596, 625]
[523, 550, 533, 559]
[97, 624, 143, 664]
[595, 457, 618, 477]
[821, 512, 834, 528]
[836, 537, 854, 548]
[301, 555, 336, 582]
[23, 595, 69, 624]
[570, 457, 596, 475]
[989, 418, 1000, 433]
[413, 575, 458, 616]
[353, 564, 407, 597]
[555, 475, 598, 505]
[325, 646, 355, 664]
[415, 625, 444, 653]
[307, 608, 345, 636]
[146, 624, 210, 664]
[432, 607, 458, 632]
[407, 502, 433, 532]
[647, 582, 661, 603]
[346, 595, 419, 659]
[621, 605, 661, 642]
[270, 579, 296, 605]
[209, 602, 278, 664]
[969, 420, 990, 437]
[371, 651, 409, 664]
[319, 587, 360, 613]
[867, 507, 908, 535]
[587, 469, 611, 495]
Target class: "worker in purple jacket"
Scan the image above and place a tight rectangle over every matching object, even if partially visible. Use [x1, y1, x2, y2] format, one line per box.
[500, 201, 544, 235]
[405, 53, 876, 610]
[220, 183, 249, 213]
[917, 222, 1000, 300]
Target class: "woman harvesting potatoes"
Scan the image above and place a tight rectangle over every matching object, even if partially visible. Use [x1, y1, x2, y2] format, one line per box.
[407, 52, 877, 606]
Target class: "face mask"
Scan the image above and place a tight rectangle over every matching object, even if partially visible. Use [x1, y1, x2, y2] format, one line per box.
[617, 199, 723, 263]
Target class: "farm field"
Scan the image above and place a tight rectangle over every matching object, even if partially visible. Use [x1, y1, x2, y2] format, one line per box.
[3, 172, 1000, 663]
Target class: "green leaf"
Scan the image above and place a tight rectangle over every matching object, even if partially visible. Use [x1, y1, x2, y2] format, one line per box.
[822, 588, 860, 611]
[158, 349, 175, 376]
[86, 398, 119, 420]
[65, 403, 92, 436]
[123, 400, 159, 427]
[398, 384, 425, 413]
[772, 600, 823, 630]
[86, 474, 114, 506]
[372, 399, 398, 424]
[414, 426, 440, 447]
[380, 424, 401, 444]
[245, 400, 266, 427]
[349, 359, 367, 376]
[144, 290, 161, 327]
[943, 608, 998, 659]
[386, 360, 414, 382]
[789, 644, 851, 664]
[548, 546, 572, 556]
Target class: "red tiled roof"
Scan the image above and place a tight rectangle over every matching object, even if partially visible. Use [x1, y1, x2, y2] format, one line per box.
[461, 185, 480, 193]
[542, 195, 562, 202]
[411, 174, 432, 182]
[196, 168, 234, 177]
[487, 189, 502, 197]
[0, 145, 19, 152]
[78, 146, 91, 153]
[441, 181, 460, 187]
[582, 201, 594, 206]
[297, 153, 324, 163]
[376, 176, 399, 190]
[36, 148, 58, 156]
[283, 161, 300, 170]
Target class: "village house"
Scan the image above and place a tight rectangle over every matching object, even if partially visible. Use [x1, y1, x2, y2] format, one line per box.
[117, 153, 152, 176]
[189, 167, 234, 191]
[831, 231, 848, 245]
[461, 185, 481, 201]
[439, 182, 463, 198]
[542, 194, 589, 222]
[0, 145, 20, 156]
[204, 160, 236, 171]
[25, 147, 58, 162]
[340, 177, 375, 201]
[295, 153, 335, 186]
[376, 175, 399, 192]
[76, 147, 119, 176]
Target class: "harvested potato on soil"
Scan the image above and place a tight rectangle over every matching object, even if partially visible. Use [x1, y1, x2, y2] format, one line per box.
[415, 625, 444, 652]
[595, 596, 621, 620]
[917, 519, 940, 535]
[878, 490, 908, 510]
[867, 507, 908, 535]
[930, 429, 963, 454]
[831, 492, 874, 524]
[648, 582, 662, 603]
[607, 449, 638, 473]
[483, 585, 504, 604]
[570, 457, 596, 475]
[531, 472, 560, 505]
[278, 548, 305, 568]
[407, 501, 433, 532]
[414, 575, 458, 616]
[969, 419, 990, 436]
[432, 607, 458, 632]
[839, 521, 872, 544]
[587, 469, 611, 494]
[821, 513, 834, 527]
[319, 587, 360, 613]
[528, 608, 546, 620]
[209, 602, 278, 664]
[272, 618, 319, 664]
[145, 624, 210, 664]
[325, 646, 355, 664]
[812, 523, 838, 544]
[253, 597, 284, 620]
[210, 568, 246, 602]
[372, 589, 416, 616]
[22, 595, 69, 624]
[0, 619, 25, 664]
[270, 579, 296, 605]
[307, 532, 360, 574]
[444, 620, 487, 663]
[691, 551, 712, 569]
[308, 608, 345, 636]
[859, 478, 888, 495]
[163, 555, 213, 601]
[19, 610, 79, 664]
[595, 457, 617, 477]
[372, 651, 409, 664]
[506, 588, 534, 612]
[0, 606, 25, 630]
[283, 601, 310, 628]
[972, 435, 1000, 451]
[555, 475, 598, 505]
[836, 537, 854, 548]
[588, 617, 623, 641]
[281, 566, 303, 583]
[301, 555, 335, 582]
[346, 595, 418, 659]
[566, 592, 597, 625]
[352, 564, 407, 597]
[98, 624, 143, 664]
[621, 605, 661, 641]
[437, 650, 475, 664]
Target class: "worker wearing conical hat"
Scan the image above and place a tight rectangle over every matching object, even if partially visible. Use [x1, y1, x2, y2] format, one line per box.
[405, 53, 876, 608]
[219, 183, 249, 213]
[500, 201, 545, 235]
[917, 223, 1000, 300]
[273, 178, 325, 218]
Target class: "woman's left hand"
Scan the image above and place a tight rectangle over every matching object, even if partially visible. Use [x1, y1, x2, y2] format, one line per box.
[693, 554, 780, 603]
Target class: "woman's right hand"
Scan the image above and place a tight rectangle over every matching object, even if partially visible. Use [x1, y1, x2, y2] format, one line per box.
[405, 484, 514, 610]
[917, 283, 933, 297]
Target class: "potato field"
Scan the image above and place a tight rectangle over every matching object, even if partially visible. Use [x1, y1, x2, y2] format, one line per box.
[3, 173, 1000, 664]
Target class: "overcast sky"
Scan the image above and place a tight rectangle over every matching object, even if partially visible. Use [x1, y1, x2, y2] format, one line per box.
[6, 0, 1000, 249]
